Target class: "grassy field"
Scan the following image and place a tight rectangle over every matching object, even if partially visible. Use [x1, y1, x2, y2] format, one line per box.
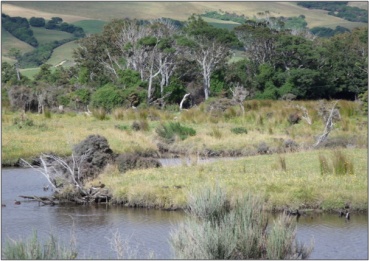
[72, 20, 107, 35]
[2, 1, 367, 71]
[46, 40, 78, 67]
[1, 27, 34, 60]
[2, 100, 367, 165]
[31, 27, 74, 45]
[3, 1, 366, 28]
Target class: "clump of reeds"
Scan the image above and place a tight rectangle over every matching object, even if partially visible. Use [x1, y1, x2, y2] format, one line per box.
[92, 108, 108, 120]
[318, 154, 331, 175]
[43, 108, 52, 119]
[112, 108, 125, 120]
[132, 120, 149, 131]
[332, 150, 354, 176]
[278, 154, 287, 171]
[2, 230, 77, 259]
[170, 186, 313, 259]
[209, 126, 223, 139]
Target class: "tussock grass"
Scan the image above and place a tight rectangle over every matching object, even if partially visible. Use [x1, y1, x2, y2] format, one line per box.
[2, 230, 77, 259]
[92, 108, 108, 120]
[170, 187, 313, 259]
[2, 100, 367, 169]
[332, 150, 355, 176]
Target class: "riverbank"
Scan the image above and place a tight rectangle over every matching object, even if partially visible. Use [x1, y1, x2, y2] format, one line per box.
[2, 100, 367, 212]
[91, 148, 367, 212]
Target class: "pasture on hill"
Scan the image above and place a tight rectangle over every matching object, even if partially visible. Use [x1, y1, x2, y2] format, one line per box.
[2, 1, 367, 74]
[2, 1, 367, 28]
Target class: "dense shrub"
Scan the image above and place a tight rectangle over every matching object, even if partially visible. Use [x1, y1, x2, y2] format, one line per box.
[29, 17, 45, 27]
[131, 120, 149, 131]
[288, 113, 301, 125]
[71, 135, 114, 180]
[115, 153, 161, 173]
[156, 122, 196, 142]
[2, 14, 38, 47]
[91, 84, 124, 111]
[257, 142, 269, 154]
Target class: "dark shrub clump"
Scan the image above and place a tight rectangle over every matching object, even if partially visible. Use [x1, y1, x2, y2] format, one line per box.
[115, 153, 161, 173]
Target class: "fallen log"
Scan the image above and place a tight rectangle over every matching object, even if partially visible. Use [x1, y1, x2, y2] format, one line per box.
[19, 195, 58, 205]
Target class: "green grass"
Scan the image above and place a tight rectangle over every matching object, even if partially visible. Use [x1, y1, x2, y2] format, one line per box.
[99, 148, 367, 211]
[2, 100, 367, 211]
[73, 20, 107, 34]
[1, 26, 34, 62]
[3, 1, 366, 29]
[31, 26, 74, 45]
[46, 40, 78, 67]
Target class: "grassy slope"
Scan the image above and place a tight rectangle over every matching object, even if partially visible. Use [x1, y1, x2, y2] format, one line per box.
[46, 40, 78, 66]
[31, 26, 74, 45]
[2, 2, 367, 69]
[72, 20, 107, 35]
[1, 27, 34, 62]
[3, 1, 367, 28]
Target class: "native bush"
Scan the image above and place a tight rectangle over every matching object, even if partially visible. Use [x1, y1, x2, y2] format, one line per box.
[156, 122, 196, 142]
[115, 153, 161, 173]
[91, 84, 124, 111]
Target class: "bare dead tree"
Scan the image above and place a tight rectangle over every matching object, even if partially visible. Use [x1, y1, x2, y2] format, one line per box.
[230, 83, 249, 116]
[20, 152, 90, 194]
[180, 93, 190, 110]
[313, 101, 339, 148]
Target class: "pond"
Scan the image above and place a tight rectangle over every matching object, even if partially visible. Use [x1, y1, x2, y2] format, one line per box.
[2, 168, 368, 259]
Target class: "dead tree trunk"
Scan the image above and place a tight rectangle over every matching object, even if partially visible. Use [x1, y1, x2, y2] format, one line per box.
[313, 101, 339, 148]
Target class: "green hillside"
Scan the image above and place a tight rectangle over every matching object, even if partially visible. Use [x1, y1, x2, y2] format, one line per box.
[73, 20, 107, 35]
[2, 1, 367, 72]
[46, 40, 78, 67]
[1, 27, 34, 62]
[3, 1, 367, 29]
[31, 26, 74, 45]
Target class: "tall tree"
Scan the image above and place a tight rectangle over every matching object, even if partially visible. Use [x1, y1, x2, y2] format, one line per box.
[184, 15, 237, 100]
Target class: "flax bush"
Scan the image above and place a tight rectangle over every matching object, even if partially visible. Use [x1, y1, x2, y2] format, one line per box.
[171, 186, 313, 259]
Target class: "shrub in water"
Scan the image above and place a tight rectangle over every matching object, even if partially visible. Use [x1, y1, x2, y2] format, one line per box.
[2, 230, 77, 259]
[170, 186, 313, 259]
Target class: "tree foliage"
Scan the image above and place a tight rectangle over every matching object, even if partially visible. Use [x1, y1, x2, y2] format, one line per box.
[2, 13, 368, 114]
[2, 13, 38, 47]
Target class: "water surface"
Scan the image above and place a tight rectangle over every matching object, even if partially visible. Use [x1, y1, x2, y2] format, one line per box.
[2, 168, 368, 259]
